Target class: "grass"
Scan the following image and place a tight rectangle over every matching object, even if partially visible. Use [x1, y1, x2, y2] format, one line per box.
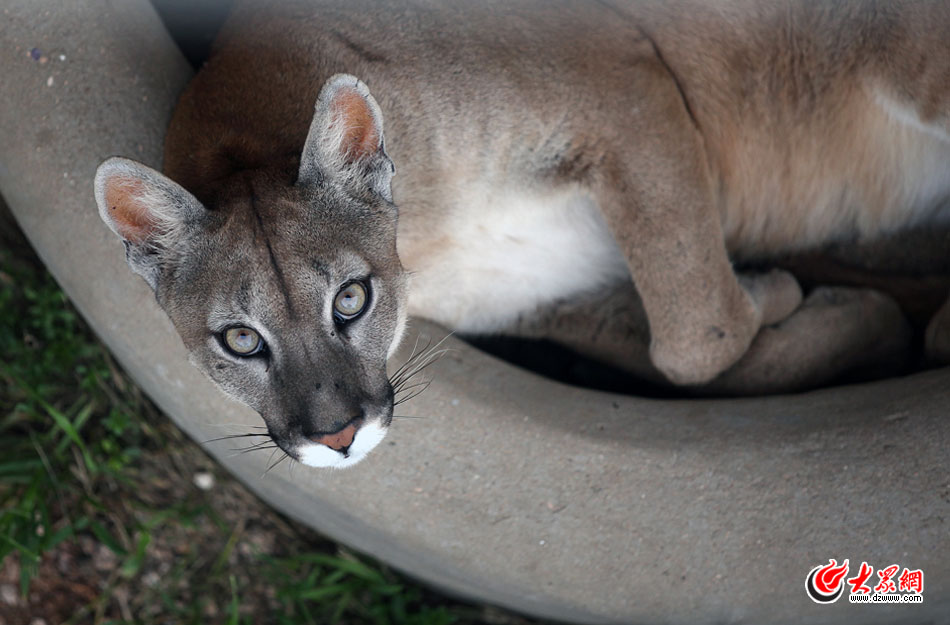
[0, 215, 538, 624]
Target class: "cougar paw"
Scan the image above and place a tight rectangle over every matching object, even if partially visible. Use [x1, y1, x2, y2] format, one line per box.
[738, 269, 803, 326]
[649, 269, 800, 387]
[705, 286, 911, 395]
[649, 322, 755, 386]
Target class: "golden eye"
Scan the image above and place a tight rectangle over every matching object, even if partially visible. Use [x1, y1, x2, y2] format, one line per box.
[334, 282, 368, 320]
[224, 327, 263, 356]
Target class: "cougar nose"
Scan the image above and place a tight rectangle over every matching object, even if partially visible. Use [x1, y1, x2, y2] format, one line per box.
[310, 417, 363, 452]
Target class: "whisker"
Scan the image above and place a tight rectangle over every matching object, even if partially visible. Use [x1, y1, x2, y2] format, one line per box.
[391, 415, 428, 419]
[393, 361, 444, 393]
[406, 335, 454, 364]
[202, 432, 270, 444]
[387, 333, 454, 414]
[393, 378, 431, 396]
[392, 344, 453, 389]
[389, 335, 432, 385]
[227, 444, 279, 458]
[391, 333, 453, 381]
[229, 439, 276, 452]
[240, 445, 279, 456]
[262, 452, 290, 477]
[394, 381, 432, 406]
[394, 394, 422, 407]
[392, 353, 436, 388]
[401, 334, 426, 370]
[396, 376, 433, 394]
[260, 447, 279, 475]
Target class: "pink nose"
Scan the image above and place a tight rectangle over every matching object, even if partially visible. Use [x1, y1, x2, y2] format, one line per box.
[311, 419, 361, 451]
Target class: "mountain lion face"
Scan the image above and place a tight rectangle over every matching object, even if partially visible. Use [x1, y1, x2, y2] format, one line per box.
[95, 76, 409, 468]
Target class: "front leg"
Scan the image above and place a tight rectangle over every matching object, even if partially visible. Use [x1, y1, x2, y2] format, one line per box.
[598, 189, 801, 385]
[591, 128, 798, 385]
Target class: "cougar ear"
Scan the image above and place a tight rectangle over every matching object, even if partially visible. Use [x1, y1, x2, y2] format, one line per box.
[94, 157, 206, 290]
[297, 74, 395, 201]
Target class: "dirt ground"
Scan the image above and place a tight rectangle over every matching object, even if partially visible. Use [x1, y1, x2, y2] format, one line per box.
[0, 408, 537, 625]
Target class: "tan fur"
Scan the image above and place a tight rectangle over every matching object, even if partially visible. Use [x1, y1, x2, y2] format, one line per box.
[156, 0, 950, 387]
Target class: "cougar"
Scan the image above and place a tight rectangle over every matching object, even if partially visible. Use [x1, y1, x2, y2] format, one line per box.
[94, 0, 950, 468]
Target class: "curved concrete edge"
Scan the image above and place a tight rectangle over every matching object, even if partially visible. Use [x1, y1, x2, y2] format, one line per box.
[1, 3, 948, 624]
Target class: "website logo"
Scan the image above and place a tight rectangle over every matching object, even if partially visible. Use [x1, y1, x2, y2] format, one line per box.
[806, 559, 849, 604]
[806, 559, 924, 605]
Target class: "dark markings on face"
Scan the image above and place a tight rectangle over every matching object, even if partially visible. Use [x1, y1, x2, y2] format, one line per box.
[312, 260, 332, 284]
[236, 280, 251, 316]
[329, 29, 389, 64]
[246, 178, 297, 320]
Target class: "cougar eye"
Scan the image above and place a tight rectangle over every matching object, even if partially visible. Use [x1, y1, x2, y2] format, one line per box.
[333, 281, 368, 321]
[223, 326, 264, 356]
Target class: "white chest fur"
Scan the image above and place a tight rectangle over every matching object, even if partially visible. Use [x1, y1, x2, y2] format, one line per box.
[401, 185, 629, 333]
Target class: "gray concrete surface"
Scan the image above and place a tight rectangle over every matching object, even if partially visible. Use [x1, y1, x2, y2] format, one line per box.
[1, 2, 948, 623]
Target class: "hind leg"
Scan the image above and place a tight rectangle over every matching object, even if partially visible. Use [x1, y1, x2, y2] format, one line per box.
[705, 287, 912, 395]
[495, 280, 663, 384]
[496, 282, 909, 395]
[489, 269, 801, 387]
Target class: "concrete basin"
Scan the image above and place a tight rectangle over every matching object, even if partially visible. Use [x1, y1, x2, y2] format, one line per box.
[1, 2, 947, 623]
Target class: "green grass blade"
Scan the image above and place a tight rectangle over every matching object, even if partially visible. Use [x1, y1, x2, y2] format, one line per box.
[44, 400, 98, 474]
[89, 520, 128, 557]
[120, 531, 151, 578]
[0, 459, 44, 475]
[298, 553, 388, 584]
[296, 583, 351, 602]
[229, 574, 241, 625]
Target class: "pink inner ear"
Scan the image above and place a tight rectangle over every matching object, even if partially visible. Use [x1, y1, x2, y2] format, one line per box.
[330, 88, 380, 163]
[104, 176, 159, 243]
